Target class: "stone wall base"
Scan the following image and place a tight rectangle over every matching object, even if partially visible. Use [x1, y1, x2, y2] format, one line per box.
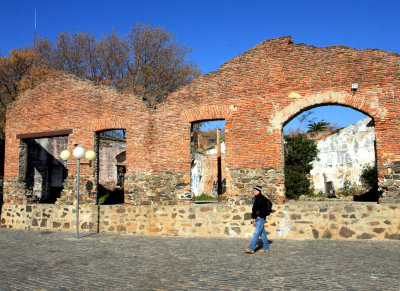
[124, 171, 190, 205]
[1, 204, 98, 232]
[1, 202, 399, 240]
[229, 167, 285, 204]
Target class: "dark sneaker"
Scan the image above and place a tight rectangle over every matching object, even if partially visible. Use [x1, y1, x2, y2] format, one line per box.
[244, 248, 255, 254]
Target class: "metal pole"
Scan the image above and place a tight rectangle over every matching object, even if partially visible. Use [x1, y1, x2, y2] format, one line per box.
[76, 158, 80, 239]
[217, 129, 222, 202]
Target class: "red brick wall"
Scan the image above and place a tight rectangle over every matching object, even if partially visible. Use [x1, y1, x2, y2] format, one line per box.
[153, 36, 400, 202]
[4, 75, 152, 204]
[4, 36, 400, 204]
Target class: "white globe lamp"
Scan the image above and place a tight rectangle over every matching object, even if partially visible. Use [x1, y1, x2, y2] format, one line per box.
[85, 150, 96, 161]
[73, 146, 85, 159]
[60, 150, 71, 161]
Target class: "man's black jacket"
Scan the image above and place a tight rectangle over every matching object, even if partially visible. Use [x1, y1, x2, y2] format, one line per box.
[252, 193, 269, 219]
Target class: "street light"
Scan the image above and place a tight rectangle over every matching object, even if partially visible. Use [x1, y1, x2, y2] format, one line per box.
[60, 146, 96, 238]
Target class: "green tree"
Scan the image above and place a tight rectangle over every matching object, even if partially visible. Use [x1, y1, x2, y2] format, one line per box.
[284, 134, 319, 199]
[307, 121, 332, 132]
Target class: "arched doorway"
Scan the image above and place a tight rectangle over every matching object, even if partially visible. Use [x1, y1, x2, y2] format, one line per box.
[282, 104, 378, 201]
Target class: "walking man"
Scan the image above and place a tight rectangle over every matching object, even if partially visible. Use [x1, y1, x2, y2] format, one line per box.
[245, 185, 270, 253]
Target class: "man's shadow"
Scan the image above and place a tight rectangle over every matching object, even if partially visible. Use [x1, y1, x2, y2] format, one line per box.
[255, 236, 273, 251]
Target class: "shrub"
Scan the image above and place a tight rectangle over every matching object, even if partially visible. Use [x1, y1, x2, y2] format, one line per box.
[337, 179, 363, 197]
[361, 164, 378, 189]
[284, 134, 319, 200]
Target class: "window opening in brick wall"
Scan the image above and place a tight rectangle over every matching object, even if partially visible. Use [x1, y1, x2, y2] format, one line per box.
[0, 139, 4, 180]
[96, 129, 126, 204]
[283, 105, 378, 202]
[19, 135, 68, 203]
[191, 120, 226, 203]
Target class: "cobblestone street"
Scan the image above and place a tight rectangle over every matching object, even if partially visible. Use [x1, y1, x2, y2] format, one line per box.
[0, 229, 399, 290]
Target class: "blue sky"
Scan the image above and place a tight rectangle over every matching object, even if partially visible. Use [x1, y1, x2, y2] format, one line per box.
[1, 0, 398, 132]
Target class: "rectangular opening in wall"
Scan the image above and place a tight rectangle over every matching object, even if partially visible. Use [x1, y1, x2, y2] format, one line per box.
[19, 135, 69, 203]
[96, 129, 126, 204]
[191, 120, 226, 202]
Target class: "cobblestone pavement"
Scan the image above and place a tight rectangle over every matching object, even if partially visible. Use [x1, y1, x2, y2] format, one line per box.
[0, 229, 399, 290]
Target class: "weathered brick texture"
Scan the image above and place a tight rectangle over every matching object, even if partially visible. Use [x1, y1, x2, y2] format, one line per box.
[3, 36, 400, 205]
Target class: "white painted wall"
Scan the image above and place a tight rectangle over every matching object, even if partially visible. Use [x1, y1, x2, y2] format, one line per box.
[191, 142, 225, 196]
[310, 118, 375, 194]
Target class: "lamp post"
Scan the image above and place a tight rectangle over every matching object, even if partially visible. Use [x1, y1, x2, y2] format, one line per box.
[60, 146, 96, 238]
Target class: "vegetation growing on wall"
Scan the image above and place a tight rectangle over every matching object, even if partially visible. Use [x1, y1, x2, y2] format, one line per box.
[354, 164, 380, 201]
[194, 193, 227, 201]
[337, 179, 363, 197]
[336, 165, 379, 201]
[361, 165, 378, 190]
[284, 134, 319, 200]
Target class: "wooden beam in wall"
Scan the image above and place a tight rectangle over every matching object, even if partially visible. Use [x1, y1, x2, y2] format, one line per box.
[16, 129, 73, 139]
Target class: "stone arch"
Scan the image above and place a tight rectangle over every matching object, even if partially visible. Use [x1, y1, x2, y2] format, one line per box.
[269, 91, 386, 131]
[181, 105, 237, 123]
[90, 117, 129, 132]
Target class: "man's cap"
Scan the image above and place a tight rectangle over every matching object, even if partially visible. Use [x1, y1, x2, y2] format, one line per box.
[253, 186, 262, 192]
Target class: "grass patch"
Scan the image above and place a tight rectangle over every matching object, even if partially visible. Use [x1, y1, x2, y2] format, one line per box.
[98, 192, 110, 204]
[194, 193, 227, 201]
[98, 188, 124, 204]
[307, 192, 328, 198]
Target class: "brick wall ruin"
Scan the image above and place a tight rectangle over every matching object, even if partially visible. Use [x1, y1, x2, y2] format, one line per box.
[2, 36, 400, 208]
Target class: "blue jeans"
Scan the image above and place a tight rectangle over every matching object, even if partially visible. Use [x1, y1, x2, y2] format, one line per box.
[248, 218, 269, 251]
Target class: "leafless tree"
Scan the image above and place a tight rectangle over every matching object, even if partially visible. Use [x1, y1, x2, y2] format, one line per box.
[36, 23, 201, 106]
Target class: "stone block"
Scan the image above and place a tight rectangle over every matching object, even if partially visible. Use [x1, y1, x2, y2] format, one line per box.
[385, 233, 400, 240]
[357, 233, 375, 239]
[244, 213, 252, 220]
[373, 228, 385, 234]
[232, 215, 241, 220]
[339, 226, 355, 238]
[344, 205, 355, 213]
[40, 219, 47, 227]
[312, 229, 319, 239]
[322, 230, 332, 239]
